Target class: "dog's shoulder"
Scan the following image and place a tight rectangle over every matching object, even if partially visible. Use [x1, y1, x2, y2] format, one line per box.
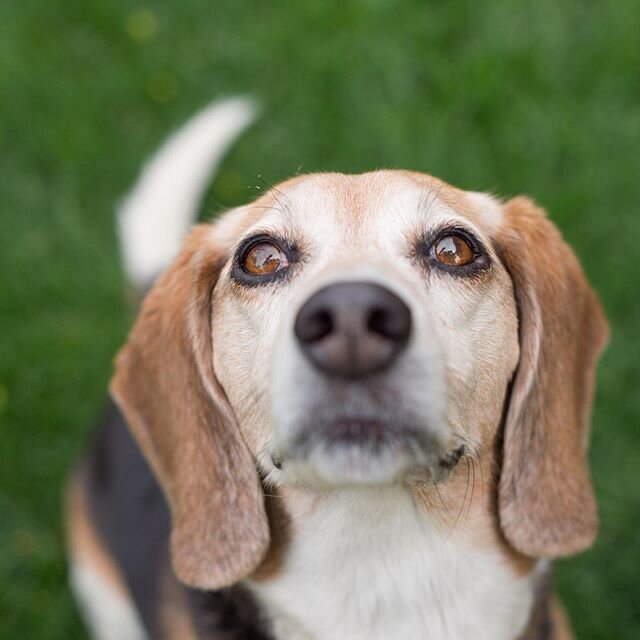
[70, 400, 273, 639]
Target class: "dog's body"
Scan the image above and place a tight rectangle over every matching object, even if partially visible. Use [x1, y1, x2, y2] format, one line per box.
[68, 403, 565, 640]
[66, 99, 607, 640]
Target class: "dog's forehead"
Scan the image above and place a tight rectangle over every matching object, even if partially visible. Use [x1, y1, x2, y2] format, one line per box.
[235, 171, 504, 248]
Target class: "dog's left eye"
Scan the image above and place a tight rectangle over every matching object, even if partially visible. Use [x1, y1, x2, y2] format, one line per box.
[241, 241, 289, 275]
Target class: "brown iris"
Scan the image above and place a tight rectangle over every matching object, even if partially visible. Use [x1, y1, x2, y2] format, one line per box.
[242, 241, 289, 275]
[433, 234, 475, 267]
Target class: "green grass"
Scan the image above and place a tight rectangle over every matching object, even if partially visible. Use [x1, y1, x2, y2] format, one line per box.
[1, 1, 638, 637]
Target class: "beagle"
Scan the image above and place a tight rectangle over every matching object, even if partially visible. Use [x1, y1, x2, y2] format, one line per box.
[66, 99, 608, 640]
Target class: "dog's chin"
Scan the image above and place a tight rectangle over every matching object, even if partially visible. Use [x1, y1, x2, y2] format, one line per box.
[271, 420, 459, 489]
[278, 446, 418, 487]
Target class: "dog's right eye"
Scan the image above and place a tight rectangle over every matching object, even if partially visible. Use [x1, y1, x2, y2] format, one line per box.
[433, 234, 475, 267]
[241, 241, 289, 276]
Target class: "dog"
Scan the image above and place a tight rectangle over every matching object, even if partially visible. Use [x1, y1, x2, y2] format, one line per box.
[66, 98, 608, 640]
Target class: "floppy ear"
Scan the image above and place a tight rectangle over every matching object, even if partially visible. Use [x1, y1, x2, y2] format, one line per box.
[497, 197, 609, 558]
[110, 225, 269, 590]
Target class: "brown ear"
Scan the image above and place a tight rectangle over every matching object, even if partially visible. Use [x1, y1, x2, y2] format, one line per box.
[497, 197, 609, 558]
[110, 225, 269, 589]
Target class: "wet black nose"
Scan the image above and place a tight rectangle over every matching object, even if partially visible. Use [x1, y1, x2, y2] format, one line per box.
[294, 281, 412, 380]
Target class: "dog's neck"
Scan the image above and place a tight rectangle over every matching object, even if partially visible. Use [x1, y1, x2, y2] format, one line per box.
[247, 478, 544, 640]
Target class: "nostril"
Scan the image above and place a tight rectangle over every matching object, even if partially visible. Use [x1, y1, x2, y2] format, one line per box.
[368, 307, 391, 337]
[368, 304, 411, 342]
[296, 308, 333, 344]
[308, 310, 333, 342]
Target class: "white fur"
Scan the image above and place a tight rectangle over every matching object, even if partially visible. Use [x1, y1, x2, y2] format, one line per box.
[115, 129, 531, 636]
[214, 173, 519, 488]
[465, 191, 505, 232]
[70, 561, 147, 640]
[249, 487, 535, 640]
[118, 96, 257, 287]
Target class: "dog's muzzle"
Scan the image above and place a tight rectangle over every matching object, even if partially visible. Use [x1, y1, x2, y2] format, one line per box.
[269, 280, 456, 486]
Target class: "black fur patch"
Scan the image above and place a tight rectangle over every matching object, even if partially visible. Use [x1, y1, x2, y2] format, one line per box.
[83, 399, 273, 639]
[516, 569, 554, 640]
[81, 399, 553, 639]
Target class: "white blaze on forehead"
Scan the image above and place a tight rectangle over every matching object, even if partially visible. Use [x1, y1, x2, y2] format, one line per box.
[248, 177, 345, 244]
[213, 176, 505, 267]
[241, 174, 504, 255]
[465, 191, 505, 234]
[235, 172, 444, 252]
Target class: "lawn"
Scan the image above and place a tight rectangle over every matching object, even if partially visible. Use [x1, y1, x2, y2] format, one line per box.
[1, 1, 638, 637]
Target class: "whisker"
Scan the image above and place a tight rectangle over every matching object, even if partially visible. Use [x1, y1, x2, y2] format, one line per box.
[245, 204, 285, 213]
[236, 387, 267, 421]
[446, 456, 471, 541]
[476, 456, 487, 516]
[257, 174, 293, 214]
[465, 457, 476, 526]
[434, 483, 449, 512]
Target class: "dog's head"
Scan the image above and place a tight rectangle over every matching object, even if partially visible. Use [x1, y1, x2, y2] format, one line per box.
[111, 171, 608, 590]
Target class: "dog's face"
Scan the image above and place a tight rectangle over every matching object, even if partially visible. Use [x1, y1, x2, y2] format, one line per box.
[212, 172, 519, 488]
[111, 171, 608, 590]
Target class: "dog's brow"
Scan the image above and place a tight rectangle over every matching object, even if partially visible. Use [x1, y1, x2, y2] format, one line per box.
[245, 202, 288, 216]
[255, 175, 295, 218]
[418, 181, 446, 217]
[268, 186, 294, 215]
[245, 195, 296, 228]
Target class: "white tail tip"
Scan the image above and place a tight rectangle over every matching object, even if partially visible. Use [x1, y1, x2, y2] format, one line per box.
[117, 96, 257, 288]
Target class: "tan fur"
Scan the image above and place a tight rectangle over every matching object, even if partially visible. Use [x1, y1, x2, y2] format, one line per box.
[158, 571, 199, 640]
[250, 492, 293, 582]
[411, 454, 536, 578]
[110, 226, 269, 590]
[496, 197, 609, 558]
[550, 596, 575, 640]
[108, 172, 607, 636]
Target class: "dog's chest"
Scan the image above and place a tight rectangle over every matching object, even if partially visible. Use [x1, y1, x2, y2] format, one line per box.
[248, 488, 534, 640]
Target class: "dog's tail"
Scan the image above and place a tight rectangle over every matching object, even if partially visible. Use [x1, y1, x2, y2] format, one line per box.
[117, 96, 257, 290]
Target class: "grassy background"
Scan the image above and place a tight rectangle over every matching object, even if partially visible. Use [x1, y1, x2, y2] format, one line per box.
[1, 1, 638, 637]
